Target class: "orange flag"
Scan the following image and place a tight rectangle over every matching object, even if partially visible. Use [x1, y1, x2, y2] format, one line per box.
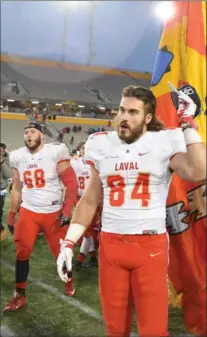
[151, 2, 206, 336]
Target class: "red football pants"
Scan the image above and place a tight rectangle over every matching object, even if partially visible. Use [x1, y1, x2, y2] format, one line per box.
[99, 232, 169, 337]
[14, 207, 68, 260]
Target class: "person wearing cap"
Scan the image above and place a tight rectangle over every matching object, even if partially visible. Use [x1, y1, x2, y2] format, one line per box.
[4, 122, 78, 312]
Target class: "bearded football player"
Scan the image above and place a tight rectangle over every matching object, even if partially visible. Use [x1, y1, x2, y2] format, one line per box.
[4, 122, 78, 312]
[57, 86, 206, 337]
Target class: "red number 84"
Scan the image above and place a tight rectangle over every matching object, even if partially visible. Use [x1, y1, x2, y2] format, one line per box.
[107, 173, 150, 207]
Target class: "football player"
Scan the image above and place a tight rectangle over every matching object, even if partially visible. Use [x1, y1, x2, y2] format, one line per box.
[57, 86, 206, 337]
[70, 142, 98, 270]
[4, 122, 78, 313]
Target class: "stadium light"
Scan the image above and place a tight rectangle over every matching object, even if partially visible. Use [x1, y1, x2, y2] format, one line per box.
[155, 2, 175, 22]
[55, 103, 62, 106]
[0, 105, 3, 108]
[7, 99, 15, 102]
[61, 1, 87, 8]
[32, 101, 39, 104]
[78, 105, 85, 108]
[99, 107, 106, 110]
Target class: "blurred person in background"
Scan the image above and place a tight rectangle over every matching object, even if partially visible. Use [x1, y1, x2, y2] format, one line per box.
[70, 142, 99, 270]
[70, 135, 74, 145]
[0, 143, 12, 241]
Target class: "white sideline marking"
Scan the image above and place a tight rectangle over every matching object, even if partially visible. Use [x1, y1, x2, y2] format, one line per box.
[1, 260, 102, 321]
[1, 260, 138, 337]
[0, 325, 15, 337]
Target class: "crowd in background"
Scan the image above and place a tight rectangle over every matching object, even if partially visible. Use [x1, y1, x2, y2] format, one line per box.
[1, 102, 114, 120]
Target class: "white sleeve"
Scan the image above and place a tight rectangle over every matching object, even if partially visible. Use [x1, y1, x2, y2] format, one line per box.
[9, 151, 18, 169]
[53, 143, 70, 164]
[70, 159, 79, 175]
[84, 134, 103, 172]
[167, 129, 187, 159]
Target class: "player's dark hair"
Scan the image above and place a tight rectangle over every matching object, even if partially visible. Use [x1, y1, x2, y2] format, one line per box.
[77, 141, 85, 150]
[122, 86, 165, 131]
[0, 143, 6, 149]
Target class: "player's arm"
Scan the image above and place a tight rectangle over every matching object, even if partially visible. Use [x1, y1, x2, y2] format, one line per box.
[57, 166, 102, 282]
[57, 159, 78, 224]
[7, 168, 22, 234]
[169, 85, 206, 182]
[170, 140, 206, 182]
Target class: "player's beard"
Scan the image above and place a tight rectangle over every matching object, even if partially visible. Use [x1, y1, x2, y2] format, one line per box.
[117, 119, 146, 144]
[24, 136, 42, 151]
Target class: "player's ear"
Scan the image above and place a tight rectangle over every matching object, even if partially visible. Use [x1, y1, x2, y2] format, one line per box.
[145, 113, 152, 125]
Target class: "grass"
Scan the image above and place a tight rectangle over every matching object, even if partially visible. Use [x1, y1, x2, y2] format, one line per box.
[1, 196, 188, 336]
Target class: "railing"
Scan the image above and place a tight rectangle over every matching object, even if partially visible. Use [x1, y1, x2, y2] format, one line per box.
[0, 108, 112, 120]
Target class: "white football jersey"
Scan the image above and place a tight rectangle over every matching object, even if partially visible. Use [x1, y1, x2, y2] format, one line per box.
[85, 130, 187, 234]
[70, 157, 91, 197]
[9, 143, 70, 213]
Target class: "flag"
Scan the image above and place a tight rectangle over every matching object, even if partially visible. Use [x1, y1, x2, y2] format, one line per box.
[151, 2, 206, 336]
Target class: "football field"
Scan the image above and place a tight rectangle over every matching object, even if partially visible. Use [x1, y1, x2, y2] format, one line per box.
[1, 196, 189, 337]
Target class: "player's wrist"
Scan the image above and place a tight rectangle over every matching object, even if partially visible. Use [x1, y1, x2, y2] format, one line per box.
[65, 223, 86, 244]
[182, 127, 202, 146]
[178, 116, 198, 130]
[7, 211, 16, 225]
[61, 239, 75, 250]
[8, 211, 16, 215]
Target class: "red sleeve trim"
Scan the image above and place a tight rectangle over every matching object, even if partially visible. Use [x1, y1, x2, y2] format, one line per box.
[93, 131, 108, 136]
[186, 142, 203, 147]
[170, 153, 177, 161]
[85, 160, 99, 173]
[85, 160, 95, 168]
[169, 152, 185, 161]
[57, 159, 70, 165]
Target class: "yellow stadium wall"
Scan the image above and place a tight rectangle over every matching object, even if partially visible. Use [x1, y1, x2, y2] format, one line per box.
[0, 112, 111, 126]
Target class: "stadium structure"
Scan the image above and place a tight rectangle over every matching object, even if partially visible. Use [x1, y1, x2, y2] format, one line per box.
[1, 53, 152, 151]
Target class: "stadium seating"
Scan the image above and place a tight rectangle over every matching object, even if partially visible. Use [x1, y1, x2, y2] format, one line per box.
[1, 119, 111, 152]
[1, 61, 150, 105]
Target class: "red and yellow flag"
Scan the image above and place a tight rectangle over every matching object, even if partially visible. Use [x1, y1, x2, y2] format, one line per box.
[151, 2, 206, 335]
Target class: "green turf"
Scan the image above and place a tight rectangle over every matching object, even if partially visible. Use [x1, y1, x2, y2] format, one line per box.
[1, 196, 188, 336]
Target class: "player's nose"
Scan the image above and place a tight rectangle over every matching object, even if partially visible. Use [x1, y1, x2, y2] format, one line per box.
[120, 115, 130, 125]
[120, 112, 127, 121]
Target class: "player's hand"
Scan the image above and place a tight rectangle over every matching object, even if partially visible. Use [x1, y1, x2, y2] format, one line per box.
[168, 81, 198, 129]
[7, 211, 16, 235]
[57, 213, 71, 227]
[8, 224, 14, 235]
[57, 239, 74, 282]
[177, 90, 197, 129]
[9, 182, 13, 193]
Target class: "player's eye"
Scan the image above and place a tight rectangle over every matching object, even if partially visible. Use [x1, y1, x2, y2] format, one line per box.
[129, 110, 139, 115]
